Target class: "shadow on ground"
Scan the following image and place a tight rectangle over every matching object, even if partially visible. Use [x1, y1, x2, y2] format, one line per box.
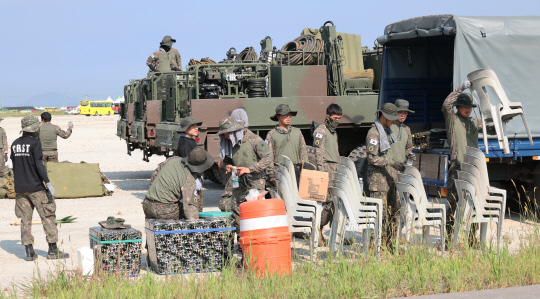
[0, 240, 48, 260]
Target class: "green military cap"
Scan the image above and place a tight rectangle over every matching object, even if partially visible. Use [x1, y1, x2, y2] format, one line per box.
[182, 147, 215, 174]
[99, 216, 131, 229]
[377, 103, 400, 121]
[394, 99, 415, 113]
[217, 116, 245, 135]
[160, 35, 176, 47]
[177, 116, 202, 132]
[270, 104, 297, 121]
[453, 93, 477, 108]
[21, 114, 40, 133]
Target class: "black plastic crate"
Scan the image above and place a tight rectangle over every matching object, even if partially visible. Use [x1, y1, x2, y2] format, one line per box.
[89, 227, 142, 276]
[145, 217, 235, 275]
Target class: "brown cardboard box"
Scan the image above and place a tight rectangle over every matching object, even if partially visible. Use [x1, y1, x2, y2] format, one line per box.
[298, 169, 329, 202]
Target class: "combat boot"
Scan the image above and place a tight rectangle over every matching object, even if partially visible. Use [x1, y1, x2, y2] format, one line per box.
[47, 243, 70, 260]
[25, 244, 38, 261]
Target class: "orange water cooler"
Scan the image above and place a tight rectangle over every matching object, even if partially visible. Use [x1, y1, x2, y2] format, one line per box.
[239, 198, 291, 277]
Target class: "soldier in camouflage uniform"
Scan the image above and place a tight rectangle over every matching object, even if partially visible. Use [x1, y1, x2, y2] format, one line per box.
[312, 104, 342, 246]
[147, 36, 182, 74]
[12, 115, 69, 261]
[265, 104, 308, 184]
[366, 103, 403, 248]
[218, 116, 273, 239]
[143, 147, 214, 220]
[389, 99, 415, 164]
[443, 81, 496, 243]
[0, 118, 7, 177]
[39, 112, 73, 167]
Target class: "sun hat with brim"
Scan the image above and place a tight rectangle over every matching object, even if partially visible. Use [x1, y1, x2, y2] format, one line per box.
[99, 216, 131, 229]
[394, 99, 415, 113]
[177, 116, 203, 132]
[377, 103, 400, 121]
[217, 116, 245, 135]
[21, 115, 40, 133]
[453, 93, 477, 108]
[270, 104, 298, 121]
[182, 147, 215, 173]
[160, 35, 176, 47]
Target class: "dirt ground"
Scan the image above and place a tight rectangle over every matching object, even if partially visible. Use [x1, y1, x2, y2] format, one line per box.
[0, 115, 535, 293]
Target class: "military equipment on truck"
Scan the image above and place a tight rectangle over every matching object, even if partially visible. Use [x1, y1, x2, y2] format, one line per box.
[117, 22, 381, 183]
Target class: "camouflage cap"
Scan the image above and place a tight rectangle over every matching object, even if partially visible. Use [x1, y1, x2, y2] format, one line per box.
[160, 35, 176, 47]
[217, 116, 245, 135]
[182, 147, 215, 174]
[178, 116, 203, 132]
[21, 114, 40, 133]
[453, 93, 477, 108]
[394, 99, 415, 113]
[270, 104, 297, 121]
[377, 103, 400, 121]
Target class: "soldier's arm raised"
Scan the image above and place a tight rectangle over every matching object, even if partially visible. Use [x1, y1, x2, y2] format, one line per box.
[181, 176, 199, 220]
[55, 125, 72, 139]
[442, 86, 465, 119]
[312, 127, 326, 171]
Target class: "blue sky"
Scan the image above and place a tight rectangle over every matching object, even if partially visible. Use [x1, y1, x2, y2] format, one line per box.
[1, 0, 538, 107]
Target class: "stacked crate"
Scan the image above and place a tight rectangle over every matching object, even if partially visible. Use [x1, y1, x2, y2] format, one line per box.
[89, 227, 142, 276]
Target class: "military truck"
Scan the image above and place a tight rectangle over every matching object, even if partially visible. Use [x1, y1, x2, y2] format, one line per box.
[376, 15, 540, 206]
[117, 22, 381, 183]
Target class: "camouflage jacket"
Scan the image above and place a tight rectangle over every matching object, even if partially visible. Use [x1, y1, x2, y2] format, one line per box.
[146, 47, 182, 72]
[442, 87, 496, 165]
[388, 122, 413, 163]
[0, 127, 7, 154]
[38, 123, 72, 151]
[312, 123, 339, 171]
[224, 129, 273, 174]
[147, 157, 198, 218]
[265, 125, 308, 165]
[366, 124, 397, 192]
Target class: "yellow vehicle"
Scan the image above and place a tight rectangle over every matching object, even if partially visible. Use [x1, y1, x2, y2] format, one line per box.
[44, 107, 57, 112]
[80, 101, 114, 116]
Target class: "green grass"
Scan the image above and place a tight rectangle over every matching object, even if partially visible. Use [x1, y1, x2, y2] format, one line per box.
[0, 111, 66, 118]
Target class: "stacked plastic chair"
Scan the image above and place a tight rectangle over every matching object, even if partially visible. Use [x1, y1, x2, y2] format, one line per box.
[396, 166, 447, 251]
[328, 157, 383, 256]
[467, 68, 533, 154]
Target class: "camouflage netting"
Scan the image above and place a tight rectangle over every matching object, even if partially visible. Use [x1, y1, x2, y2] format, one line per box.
[188, 57, 217, 65]
[343, 69, 374, 82]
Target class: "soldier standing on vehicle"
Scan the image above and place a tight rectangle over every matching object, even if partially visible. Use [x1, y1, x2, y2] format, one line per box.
[218, 116, 272, 240]
[0, 118, 7, 177]
[147, 35, 182, 73]
[176, 116, 205, 212]
[265, 104, 308, 182]
[366, 103, 402, 248]
[443, 81, 496, 244]
[312, 103, 342, 246]
[39, 112, 73, 166]
[389, 99, 415, 164]
[11, 115, 69, 261]
[143, 147, 214, 220]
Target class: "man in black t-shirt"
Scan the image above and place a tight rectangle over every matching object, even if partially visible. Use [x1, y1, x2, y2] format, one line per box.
[176, 116, 204, 211]
[11, 115, 69, 261]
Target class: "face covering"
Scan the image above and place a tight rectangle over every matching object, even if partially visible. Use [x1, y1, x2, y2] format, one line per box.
[325, 117, 339, 133]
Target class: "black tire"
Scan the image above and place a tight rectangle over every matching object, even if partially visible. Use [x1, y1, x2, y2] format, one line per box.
[348, 144, 368, 190]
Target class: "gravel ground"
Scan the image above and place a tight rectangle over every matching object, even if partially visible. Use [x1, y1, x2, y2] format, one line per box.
[0, 114, 534, 294]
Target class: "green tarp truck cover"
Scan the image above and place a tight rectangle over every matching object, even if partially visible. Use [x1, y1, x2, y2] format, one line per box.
[47, 162, 107, 198]
[377, 15, 540, 138]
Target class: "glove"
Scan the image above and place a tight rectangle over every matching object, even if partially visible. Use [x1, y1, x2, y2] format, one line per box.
[461, 80, 471, 90]
[46, 182, 55, 197]
[68, 122, 74, 129]
[390, 160, 405, 172]
[195, 179, 202, 191]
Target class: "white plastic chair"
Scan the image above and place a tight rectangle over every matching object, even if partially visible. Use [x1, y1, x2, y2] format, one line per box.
[279, 158, 323, 219]
[467, 68, 533, 154]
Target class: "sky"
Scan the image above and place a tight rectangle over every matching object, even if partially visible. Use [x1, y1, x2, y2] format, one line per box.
[1, 0, 538, 107]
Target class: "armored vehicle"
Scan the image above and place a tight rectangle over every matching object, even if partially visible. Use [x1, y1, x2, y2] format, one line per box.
[117, 22, 381, 183]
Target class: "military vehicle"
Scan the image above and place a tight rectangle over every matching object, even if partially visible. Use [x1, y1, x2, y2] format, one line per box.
[117, 22, 381, 183]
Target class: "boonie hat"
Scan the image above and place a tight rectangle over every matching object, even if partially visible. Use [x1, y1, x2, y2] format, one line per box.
[377, 103, 400, 121]
[21, 115, 40, 133]
[270, 104, 297, 121]
[160, 35, 176, 47]
[177, 116, 202, 133]
[217, 116, 245, 135]
[453, 93, 477, 108]
[182, 147, 215, 174]
[99, 216, 131, 229]
[394, 99, 415, 113]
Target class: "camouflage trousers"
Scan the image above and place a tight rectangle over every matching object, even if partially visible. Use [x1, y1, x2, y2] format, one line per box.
[15, 190, 58, 246]
[320, 162, 338, 228]
[142, 199, 181, 220]
[0, 151, 4, 177]
[42, 150, 59, 168]
[231, 175, 266, 241]
[219, 172, 233, 212]
[370, 189, 400, 246]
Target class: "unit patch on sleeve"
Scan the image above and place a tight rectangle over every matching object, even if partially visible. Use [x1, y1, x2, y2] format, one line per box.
[369, 139, 378, 145]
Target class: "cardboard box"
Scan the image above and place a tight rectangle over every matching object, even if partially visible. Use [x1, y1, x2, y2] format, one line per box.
[298, 169, 329, 202]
